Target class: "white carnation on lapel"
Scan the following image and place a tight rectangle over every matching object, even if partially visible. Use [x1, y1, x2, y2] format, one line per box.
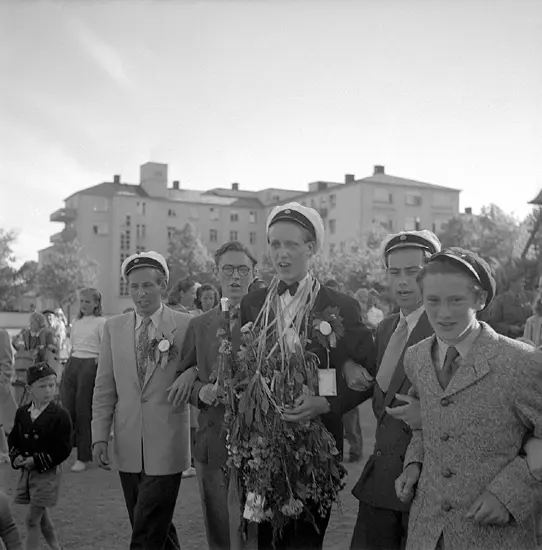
[319, 321, 332, 336]
[158, 339, 170, 353]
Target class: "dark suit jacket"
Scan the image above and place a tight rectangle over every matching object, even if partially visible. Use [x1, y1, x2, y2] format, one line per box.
[352, 311, 434, 512]
[240, 284, 375, 454]
[180, 308, 238, 469]
[8, 401, 72, 473]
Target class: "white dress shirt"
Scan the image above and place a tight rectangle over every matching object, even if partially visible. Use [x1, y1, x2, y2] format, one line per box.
[435, 322, 482, 370]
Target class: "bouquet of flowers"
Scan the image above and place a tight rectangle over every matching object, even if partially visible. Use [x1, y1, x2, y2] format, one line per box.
[216, 279, 347, 544]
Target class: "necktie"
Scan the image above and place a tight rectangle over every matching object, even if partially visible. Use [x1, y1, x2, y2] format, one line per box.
[437, 346, 460, 390]
[278, 281, 299, 296]
[376, 316, 409, 393]
[136, 317, 152, 386]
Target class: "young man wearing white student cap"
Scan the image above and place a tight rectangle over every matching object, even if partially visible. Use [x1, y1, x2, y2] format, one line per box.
[240, 202, 376, 550]
[91, 251, 192, 550]
[350, 229, 441, 550]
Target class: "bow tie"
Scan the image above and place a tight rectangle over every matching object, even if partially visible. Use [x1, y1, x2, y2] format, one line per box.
[278, 281, 300, 297]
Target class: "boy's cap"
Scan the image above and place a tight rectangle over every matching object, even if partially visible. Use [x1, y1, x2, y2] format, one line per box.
[27, 362, 57, 386]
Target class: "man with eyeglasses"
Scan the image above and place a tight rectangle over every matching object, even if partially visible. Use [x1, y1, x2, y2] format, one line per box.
[167, 240, 257, 550]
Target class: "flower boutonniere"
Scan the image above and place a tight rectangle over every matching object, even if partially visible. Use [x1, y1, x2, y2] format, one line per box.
[312, 306, 345, 349]
[148, 329, 178, 370]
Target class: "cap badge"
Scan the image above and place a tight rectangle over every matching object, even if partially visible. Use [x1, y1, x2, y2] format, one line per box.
[134, 258, 139, 264]
[284, 209, 291, 214]
[400, 234, 407, 241]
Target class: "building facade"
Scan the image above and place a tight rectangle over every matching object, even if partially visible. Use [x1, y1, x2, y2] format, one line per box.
[42, 162, 460, 315]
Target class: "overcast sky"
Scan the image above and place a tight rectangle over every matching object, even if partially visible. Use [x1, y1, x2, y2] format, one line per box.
[1, 0, 541, 265]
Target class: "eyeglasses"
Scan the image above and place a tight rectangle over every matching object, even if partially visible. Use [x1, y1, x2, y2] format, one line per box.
[220, 265, 252, 277]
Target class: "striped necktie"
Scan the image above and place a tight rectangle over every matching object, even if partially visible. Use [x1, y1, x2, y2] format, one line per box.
[376, 316, 409, 393]
[437, 346, 460, 390]
[136, 317, 152, 386]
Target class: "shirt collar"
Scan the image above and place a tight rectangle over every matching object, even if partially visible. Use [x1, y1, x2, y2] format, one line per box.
[437, 321, 482, 365]
[29, 401, 50, 414]
[135, 303, 163, 331]
[400, 305, 425, 335]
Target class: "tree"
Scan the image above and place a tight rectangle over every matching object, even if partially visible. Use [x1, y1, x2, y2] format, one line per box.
[0, 229, 19, 310]
[37, 240, 98, 310]
[0, 229, 17, 267]
[167, 223, 214, 285]
[17, 260, 39, 294]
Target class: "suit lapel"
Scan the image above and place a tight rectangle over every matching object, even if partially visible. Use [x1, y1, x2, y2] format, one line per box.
[204, 309, 222, 373]
[143, 306, 178, 389]
[383, 312, 432, 409]
[443, 323, 497, 397]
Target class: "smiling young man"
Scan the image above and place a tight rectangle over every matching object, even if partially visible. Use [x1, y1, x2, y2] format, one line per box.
[395, 247, 542, 550]
[167, 240, 257, 550]
[91, 251, 192, 550]
[240, 202, 375, 550]
[350, 230, 440, 550]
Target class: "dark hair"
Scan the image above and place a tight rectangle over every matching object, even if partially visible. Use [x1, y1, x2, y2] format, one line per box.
[416, 259, 485, 299]
[248, 278, 267, 293]
[78, 288, 103, 318]
[195, 284, 219, 310]
[167, 277, 196, 305]
[214, 240, 257, 267]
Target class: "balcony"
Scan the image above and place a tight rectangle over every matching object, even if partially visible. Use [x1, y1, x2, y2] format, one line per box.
[50, 208, 77, 223]
[49, 227, 77, 244]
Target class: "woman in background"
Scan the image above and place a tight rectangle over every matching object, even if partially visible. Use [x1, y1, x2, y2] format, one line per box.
[522, 292, 542, 347]
[167, 277, 197, 313]
[193, 284, 219, 314]
[62, 288, 106, 473]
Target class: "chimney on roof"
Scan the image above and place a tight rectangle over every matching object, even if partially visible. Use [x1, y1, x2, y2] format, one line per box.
[173, 181, 180, 190]
[113, 175, 121, 184]
[465, 207, 472, 215]
[232, 182, 239, 191]
[345, 174, 355, 183]
[373, 165, 385, 175]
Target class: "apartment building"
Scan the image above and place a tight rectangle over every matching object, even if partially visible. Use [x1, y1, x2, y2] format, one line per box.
[42, 162, 460, 315]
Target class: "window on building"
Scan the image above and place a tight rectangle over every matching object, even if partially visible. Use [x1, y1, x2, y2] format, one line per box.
[405, 193, 422, 206]
[136, 224, 146, 239]
[125, 215, 131, 226]
[329, 194, 336, 208]
[92, 223, 109, 236]
[340, 241, 345, 252]
[119, 253, 130, 296]
[137, 201, 146, 215]
[210, 229, 218, 243]
[249, 211, 257, 224]
[415, 217, 421, 231]
[432, 222, 436, 232]
[404, 217, 416, 231]
[168, 208, 176, 217]
[136, 245, 145, 253]
[373, 188, 393, 203]
[250, 232, 257, 245]
[93, 198, 109, 212]
[230, 211, 239, 223]
[210, 208, 219, 221]
[230, 230, 238, 241]
[329, 219, 336, 234]
[120, 230, 131, 250]
[167, 226, 177, 240]
[373, 216, 393, 230]
[330, 243, 336, 254]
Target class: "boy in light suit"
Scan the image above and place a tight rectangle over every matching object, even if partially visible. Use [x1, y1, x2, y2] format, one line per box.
[92, 251, 192, 550]
[396, 248, 542, 550]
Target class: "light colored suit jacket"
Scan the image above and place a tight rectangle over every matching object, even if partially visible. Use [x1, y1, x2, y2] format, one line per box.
[0, 329, 17, 431]
[403, 322, 542, 550]
[92, 305, 192, 475]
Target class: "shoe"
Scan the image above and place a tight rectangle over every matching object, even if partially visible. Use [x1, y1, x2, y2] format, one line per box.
[71, 460, 87, 473]
[182, 466, 196, 478]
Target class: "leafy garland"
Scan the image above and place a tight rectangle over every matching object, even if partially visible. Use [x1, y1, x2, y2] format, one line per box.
[216, 277, 347, 545]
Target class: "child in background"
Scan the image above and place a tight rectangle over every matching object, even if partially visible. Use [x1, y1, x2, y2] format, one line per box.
[62, 288, 106, 473]
[8, 363, 72, 550]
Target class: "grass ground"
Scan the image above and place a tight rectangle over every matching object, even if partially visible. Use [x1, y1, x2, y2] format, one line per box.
[0, 401, 376, 550]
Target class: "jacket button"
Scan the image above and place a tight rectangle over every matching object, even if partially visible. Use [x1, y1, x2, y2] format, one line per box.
[34, 434, 39, 440]
[440, 397, 451, 407]
[24, 434, 29, 439]
[440, 433, 450, 441]
[376, 451, 382, 456]
[441, 500, 453, 512]
[442, 468, 452, 478]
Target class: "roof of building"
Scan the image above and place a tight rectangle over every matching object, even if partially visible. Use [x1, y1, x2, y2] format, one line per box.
[66, 182, 147, 201]
[358, 173, 461, 191]
[529, 189, 542, 205]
